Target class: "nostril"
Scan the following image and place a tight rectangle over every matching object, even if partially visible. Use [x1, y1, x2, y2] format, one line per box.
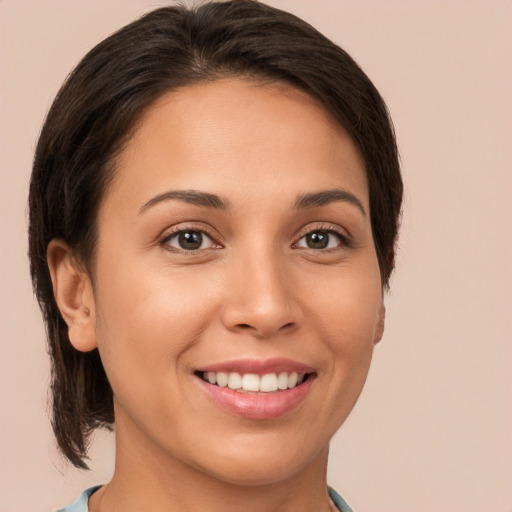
[236, 322, 295, 333]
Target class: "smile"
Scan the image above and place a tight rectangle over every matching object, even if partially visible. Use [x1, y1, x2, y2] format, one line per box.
[194, 359, 316, 420]
[199, 371, 307, 393]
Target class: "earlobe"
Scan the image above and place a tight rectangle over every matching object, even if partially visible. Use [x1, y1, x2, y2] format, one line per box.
[374, 302, 386, 344]
[47, 239, 98, 352]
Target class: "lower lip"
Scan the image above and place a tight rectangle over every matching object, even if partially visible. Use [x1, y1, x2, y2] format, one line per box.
[197, 377, 314, 420]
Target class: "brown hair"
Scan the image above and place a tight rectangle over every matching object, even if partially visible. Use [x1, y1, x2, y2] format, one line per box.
[28, 0, 402, 468]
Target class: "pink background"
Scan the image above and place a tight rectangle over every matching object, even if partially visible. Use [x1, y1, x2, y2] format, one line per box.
[1, 1, 511, 510]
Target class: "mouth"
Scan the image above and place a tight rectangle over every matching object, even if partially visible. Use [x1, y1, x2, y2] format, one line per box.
[195, 370, 312, 394]
[193, 359, 316, 420]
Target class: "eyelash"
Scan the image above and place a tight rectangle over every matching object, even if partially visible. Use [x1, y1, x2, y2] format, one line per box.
[158, 224, 220, 252]
[158, 223, 351, 253]
[293, 224, 352, 251]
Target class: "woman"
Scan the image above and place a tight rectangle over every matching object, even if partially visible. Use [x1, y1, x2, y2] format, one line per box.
[28, 1, 402, 510]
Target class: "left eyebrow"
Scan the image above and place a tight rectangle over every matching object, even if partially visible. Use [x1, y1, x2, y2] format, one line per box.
[294, 188, 366, 217]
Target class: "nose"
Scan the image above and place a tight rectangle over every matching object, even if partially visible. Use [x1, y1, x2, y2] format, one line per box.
[220, 250, 302, 338]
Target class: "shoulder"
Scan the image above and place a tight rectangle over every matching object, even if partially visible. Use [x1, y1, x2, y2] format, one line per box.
[328, 486, 354, 512]
[56, 486, 102, 512]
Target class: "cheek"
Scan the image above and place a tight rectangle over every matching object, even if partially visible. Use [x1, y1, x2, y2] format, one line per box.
[92, 259, 216, 404]
[305, 259, 382, 388]
[308, 265, 382, 344]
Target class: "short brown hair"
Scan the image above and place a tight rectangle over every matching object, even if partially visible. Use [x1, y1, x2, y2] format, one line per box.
[28, 0, 402, 468]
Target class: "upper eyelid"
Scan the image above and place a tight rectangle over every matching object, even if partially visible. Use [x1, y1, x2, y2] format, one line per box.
[294, 222, 351, 241]
[292, 224, 353, 252]
[158, 224, 222, 246]
[163, 229, 214, 243]
[157, 221, 351, 247]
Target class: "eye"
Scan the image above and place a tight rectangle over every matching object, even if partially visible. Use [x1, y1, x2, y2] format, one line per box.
[296, 230, 345, 250]
[163, 230, 216, 251]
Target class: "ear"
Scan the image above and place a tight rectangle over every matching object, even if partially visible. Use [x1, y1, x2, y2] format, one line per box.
[374, 302, 386, 344]
[47, 239, 97, 352]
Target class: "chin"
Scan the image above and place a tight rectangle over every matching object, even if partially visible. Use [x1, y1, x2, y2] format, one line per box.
[190, 432, 330, 487]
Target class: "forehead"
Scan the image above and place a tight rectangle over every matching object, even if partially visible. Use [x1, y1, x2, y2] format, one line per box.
[104, 78, 368, 215]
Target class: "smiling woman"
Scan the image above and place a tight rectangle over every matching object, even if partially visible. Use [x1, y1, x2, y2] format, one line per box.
[28, 2, 402, 511]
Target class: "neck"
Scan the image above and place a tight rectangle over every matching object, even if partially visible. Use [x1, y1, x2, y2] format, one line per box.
[90, 415, 334, 512]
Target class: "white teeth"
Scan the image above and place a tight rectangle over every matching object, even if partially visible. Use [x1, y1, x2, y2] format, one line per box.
[202, 370, 307, 392]
[260, 373, 278, 392]
[228, 372, 242, 390]
[216, 372, 228, 387]
[288, 372, 298, 388]
[277, 372, 288, 390]
[242, 373, 260, 392]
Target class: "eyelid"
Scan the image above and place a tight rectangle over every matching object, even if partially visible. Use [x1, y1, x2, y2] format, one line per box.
[293, 223, 352, 248]
[158, 223, 223, 251]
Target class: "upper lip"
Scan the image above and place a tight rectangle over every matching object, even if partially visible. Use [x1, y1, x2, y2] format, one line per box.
[195, 358, 315, 376]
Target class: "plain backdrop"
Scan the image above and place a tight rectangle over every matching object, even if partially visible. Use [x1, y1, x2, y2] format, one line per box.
[0, 1, 511, 511]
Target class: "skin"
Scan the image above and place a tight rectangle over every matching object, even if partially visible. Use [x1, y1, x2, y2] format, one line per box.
[48, 78, 385, 512]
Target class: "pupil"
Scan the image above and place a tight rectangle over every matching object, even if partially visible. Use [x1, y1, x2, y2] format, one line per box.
[307, 231, 328, 249]
[178, 231, 202, 250]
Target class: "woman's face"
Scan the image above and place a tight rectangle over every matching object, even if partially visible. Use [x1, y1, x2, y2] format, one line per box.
[86, 78, 384, 485]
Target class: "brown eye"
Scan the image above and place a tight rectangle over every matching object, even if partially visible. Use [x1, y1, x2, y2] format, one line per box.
[164, 230, 214, 251]
[297, 230, 344, 250]
[306, 231, 328, 249]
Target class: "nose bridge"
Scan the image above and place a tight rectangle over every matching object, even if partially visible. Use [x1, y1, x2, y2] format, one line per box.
[221, 243, 300, 337]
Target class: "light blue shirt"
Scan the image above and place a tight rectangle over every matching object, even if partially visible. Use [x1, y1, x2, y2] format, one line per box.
[57, 486, 101, 512]
[58, 485, 353, 511]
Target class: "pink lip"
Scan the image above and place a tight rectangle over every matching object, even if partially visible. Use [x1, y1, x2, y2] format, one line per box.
[196, 357, 315, 376]
[194, 358, 316, 420]
[197, 377, 314, 420]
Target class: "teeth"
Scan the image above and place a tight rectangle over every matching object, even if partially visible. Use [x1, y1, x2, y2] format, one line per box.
[277, 372, 288, 390]
[201, 371, 307, 392]
[216, 372, 228, 387]
[241, 373, 260, 392]
[260, 373, 278, 392]
[228, 372, 242, 390]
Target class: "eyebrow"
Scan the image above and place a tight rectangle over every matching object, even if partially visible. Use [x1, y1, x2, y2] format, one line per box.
[294, 188, 366, 216]
[139, 190, 230, 214]
[139, 187, 365, 216]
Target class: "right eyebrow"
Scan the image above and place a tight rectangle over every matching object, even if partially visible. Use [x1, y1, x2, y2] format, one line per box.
[138, 190, 231, 214]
